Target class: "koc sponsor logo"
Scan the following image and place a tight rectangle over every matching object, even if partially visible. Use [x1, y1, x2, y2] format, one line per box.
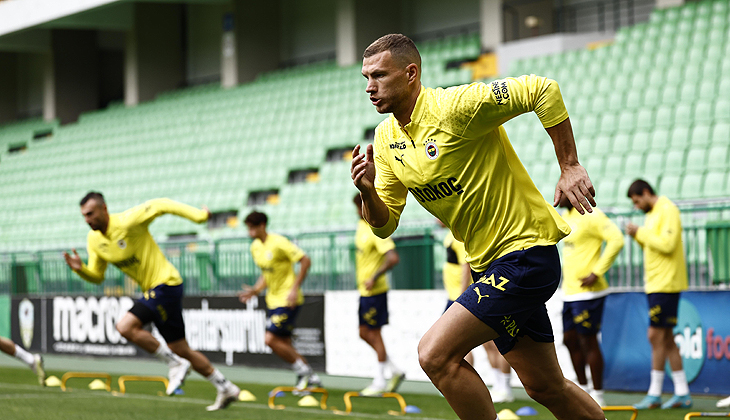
[408, 177, 464, 203]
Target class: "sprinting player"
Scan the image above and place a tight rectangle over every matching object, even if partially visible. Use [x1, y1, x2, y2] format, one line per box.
[351, 34, 603, 420]
[442, 223, 514, 403]
[0, 337, 45, 385]
[625, 180, 691, 409]
[238, 211, 321, 391]
[559, 196, 624, 407]
[63, 192, 240, 411]
[353, 194, 405, 396]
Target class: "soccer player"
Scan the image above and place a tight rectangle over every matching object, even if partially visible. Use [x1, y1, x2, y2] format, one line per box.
[351, 34, 603, 420]
[63, 192, 240, 411]
[559, 196, 624, 407]
[625, 180, 691, 409]
[238, 211, 321, 391]
[353, 194, 406, 396]
[0, 337, 45, 385]
[442, 223, 514, 403]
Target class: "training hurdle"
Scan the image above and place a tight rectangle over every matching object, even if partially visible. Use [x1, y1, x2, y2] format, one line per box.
[343, 391, 407, 416]
[602, 406, 639, 420]
[117, 375, 169, 394]
[267, 386, 329, 410]
[684, 413, 730, 419]
[61, 372, 112, 392]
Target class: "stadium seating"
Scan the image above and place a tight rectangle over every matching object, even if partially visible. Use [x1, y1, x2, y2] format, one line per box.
[0, 32, 479, 251]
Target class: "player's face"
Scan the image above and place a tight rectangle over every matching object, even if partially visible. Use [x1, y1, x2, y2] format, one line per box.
[362, 51, 411, 115]
[80, 199, 108, 231]
[630, 193, 652, 213]
[246, 223, 265, 240]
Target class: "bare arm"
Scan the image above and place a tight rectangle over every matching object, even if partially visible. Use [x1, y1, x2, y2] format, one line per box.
[546, 118, 596, 214]
[365, 250, 400, 291]
[238, 275, 266, 303]
[63, 248, 106, 284]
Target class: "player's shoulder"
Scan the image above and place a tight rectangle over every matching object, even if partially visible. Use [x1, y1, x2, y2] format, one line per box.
[374, 115, 399, 143]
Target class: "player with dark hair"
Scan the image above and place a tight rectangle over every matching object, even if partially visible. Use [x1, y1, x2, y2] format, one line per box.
[239, 211, 321, 391]
[0, 337, 45, 385]
[625, 180, 691, 410]
[558, 196, 624, 406]
[64, 192, 241, 411]
[353, 194, 405, 395]
[352, 33, 603, 420]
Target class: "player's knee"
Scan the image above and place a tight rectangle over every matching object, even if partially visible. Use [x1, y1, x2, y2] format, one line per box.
[116, 322, 133, 339]
[417, 337, 449, 380]
[563, 332, 579, 352]
[264, 333, 279, 348]
[523, 379, 564, 405]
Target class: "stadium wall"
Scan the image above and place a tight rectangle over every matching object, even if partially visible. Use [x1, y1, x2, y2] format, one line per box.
[186, 3, 230, 85]
[0, 295, 9, 339]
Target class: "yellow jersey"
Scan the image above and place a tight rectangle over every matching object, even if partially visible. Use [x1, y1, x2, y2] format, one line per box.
[74, 198, 208, 292]
[443, 231, 468, 301]
[355, 219, 395, 296]
[371, 75, 571, 271]
[250, 233, 306, 309]
[561, 207, 624, 301]
[635, 196, 688, 294]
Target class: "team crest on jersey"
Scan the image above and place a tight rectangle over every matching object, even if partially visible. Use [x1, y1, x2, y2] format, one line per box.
[266, 251, 273, 260]
[117, 239, 127, 249]
[425, 140, 439, 160]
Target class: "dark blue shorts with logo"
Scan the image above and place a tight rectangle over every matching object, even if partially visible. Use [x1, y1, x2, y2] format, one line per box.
[359, 292, 389, 329]
[647, 292, 680, 327]
[267, 306, 301, 337]
[129, 283, 186, 343]
[455, 245, 561, 355]
[562, 297, 606, 335]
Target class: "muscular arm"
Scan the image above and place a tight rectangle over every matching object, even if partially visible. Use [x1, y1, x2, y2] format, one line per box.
[351, 144, 392, 229]
[546, 118, 596, 214]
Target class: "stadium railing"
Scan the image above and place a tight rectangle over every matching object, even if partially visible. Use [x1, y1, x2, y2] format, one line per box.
[1, 205, 729, 296]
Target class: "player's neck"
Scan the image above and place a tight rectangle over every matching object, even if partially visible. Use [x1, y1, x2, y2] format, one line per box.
[394, 83, 421, 126]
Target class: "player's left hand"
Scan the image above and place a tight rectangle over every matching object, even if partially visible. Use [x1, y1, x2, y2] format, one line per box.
[286, 288, 298, 309]
[202, 206, 211, 221]
[625, 223, 639, 237]
[364, 278, 375, 291]
[580, 273, 599, 287]
[554, 163, 596, 215]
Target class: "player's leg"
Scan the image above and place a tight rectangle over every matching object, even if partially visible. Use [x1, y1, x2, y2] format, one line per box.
[359, 325, 386, 361]
[418, 302, 500, 420]
[658, 293, 691, 408]
[116, 312, 161, 353]
[579, 333, 604, 405]
[503, 337, 604, 420]
[562, 302, 589, 388]
[266, 306, 320, 389]
[359, 293, 404, 394]
[0, 336, 45, 385]
[483, 340, 513, 402]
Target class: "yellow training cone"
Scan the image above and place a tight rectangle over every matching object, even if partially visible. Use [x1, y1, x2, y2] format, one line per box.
[238, 390, 256, 401]
[88, 379, 108, 390]
[45, 376, 62, 387]
[298, 395, 320, 407]
[497, 408, 520, 420]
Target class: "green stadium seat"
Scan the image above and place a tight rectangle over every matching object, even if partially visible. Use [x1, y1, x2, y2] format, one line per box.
[712, 122, 730, 144]
[644, 151, 666, 176]
[702, 171, 727, 197]
[584, 156, 605, 177]
[669, 126, 691, 147]
[659, 174, 682, 198]
[599, 113, 618, 135]
[632, 130, 652, 152]
[714, 99, 730, 122]
[690, 124, 713, 147]
[612, 133, 632, 153]
[685, 148, 708, 173]
[596, 177, 619, 207]
[664, 149, 687, 174]
[624, 152, 646, 174]
[654, 105, 674, 128]
[604, 154, 625, 175]
[592, 134, 612, 155]
[661, 85, 681, 104]
[642, 88, 662, 107]
[681, 173, 704, 199]
[694, 101, 715, 125]
[624, 90, 642, 109]
[635, 109, 654, 130]
[720, 79, 730, 97]
[707, 145, 730, 171]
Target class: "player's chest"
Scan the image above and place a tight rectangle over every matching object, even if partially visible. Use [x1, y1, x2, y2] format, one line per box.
[95, 230, 135, 262]
[253, 248, 283, 269]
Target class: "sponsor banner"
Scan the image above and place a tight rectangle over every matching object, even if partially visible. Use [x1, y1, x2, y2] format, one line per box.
[183, 295, 325, 370]
[324, 290, 572, 387]
[11, 294, 325, 370]
[603, 291, 730, 395]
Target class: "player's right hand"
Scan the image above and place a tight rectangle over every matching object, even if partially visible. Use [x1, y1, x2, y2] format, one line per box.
[238, 286, 255, 303]
[63, 249, 82, 271]
[351, 144, 376, 194]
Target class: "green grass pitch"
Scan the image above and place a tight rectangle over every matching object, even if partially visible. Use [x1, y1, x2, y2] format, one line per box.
[0, 366, 725, 419]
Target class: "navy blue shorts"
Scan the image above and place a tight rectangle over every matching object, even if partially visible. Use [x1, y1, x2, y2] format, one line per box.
[647, 293, 680, 327]
[128, 284, 186, 343]
[455, 245, 561, 355]
[267, 306, 300, 337]
[562, 297, 606, 335]
[444, 300, 456, 313]
[359, 293, 389, 329]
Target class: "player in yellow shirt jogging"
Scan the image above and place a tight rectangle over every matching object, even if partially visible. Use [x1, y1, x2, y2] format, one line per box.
[353, 194, 405, 395]
[442, 222, 514, 404]
[0, 337, 45, 385]
[625, 180, 691, 409]
[351, 34, 603, 420]
[63, 192, 240, 411]
[559, 197, 624, 407]
[238, 211, 321, 391]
